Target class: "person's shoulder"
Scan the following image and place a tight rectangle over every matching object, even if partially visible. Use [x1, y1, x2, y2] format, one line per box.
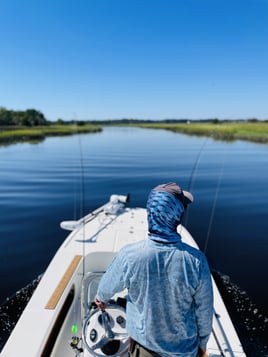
[181, 241, 206, 261]
[120, 239, 146, 254]
[117, 240, 147, 265]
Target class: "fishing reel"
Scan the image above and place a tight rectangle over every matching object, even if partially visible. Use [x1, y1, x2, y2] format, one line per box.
[82, 304, 128, 357]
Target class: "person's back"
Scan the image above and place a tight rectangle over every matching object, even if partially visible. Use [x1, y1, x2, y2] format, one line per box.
[96, 183, 213, 357]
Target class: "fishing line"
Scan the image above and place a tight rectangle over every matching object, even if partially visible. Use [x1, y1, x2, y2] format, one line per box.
[77, 126, 86, 279]
[73, 162, 78, 221]
[187, 138, 208, 193]
[204, 151, 226, 253]
[184, 138, 208, 227]
[70, 120, 87, 341]
[72, 113, 87, 278]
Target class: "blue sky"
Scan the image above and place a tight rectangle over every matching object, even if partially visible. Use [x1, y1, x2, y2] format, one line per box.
[0, 0, 268, 120]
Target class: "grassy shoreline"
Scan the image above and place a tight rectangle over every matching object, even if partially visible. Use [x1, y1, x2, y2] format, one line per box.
[0, 124, 102, 145]
[1, 122, 268, 145]
[132, 122, 268, 144]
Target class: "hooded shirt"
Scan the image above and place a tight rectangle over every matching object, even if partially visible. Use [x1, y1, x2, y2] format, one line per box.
[97, 189, 213, 357]
[147, 189, 185, 243]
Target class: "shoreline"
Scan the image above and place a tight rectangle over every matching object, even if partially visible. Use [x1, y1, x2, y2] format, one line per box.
[0, 124, 102, 145]
[1, 121, 268, 145]
[132, 122, 268, 144]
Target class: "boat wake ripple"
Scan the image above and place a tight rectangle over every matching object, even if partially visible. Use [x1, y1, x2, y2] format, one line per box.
[0, 275, 42, 351]
[212, 270, 268, 357]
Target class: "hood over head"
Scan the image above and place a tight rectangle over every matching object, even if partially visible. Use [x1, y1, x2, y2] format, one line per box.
[146, 182, 194, 243]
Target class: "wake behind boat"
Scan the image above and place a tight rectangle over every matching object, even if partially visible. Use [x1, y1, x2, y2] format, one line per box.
[1, 195, 246, 356]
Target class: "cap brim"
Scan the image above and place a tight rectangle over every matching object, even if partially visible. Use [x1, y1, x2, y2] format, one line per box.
[183, 190, 194, 204]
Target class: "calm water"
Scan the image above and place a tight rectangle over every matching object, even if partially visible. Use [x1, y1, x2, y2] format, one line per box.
[0, 126, 268, 355]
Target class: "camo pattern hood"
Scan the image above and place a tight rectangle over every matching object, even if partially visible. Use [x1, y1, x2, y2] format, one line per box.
[146, 189, 184, 243]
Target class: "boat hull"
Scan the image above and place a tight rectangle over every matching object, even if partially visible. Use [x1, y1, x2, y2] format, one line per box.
[1, 197, 246, 356]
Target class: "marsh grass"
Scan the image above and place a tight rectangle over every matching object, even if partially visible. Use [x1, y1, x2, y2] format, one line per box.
[0, 124, 102, 144]
[1, 122, 268, 145]
[134, 122, 268, 143]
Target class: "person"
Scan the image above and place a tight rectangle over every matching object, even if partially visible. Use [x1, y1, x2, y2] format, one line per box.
[95, 182, 213, 357]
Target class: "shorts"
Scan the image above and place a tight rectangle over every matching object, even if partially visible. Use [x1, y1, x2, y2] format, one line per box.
[128, 339, 161, 357]
[128, 339, 205, 357]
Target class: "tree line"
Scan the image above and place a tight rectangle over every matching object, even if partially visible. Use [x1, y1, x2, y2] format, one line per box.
[1, 107, 266, 127]
[0, 107, 48, 126]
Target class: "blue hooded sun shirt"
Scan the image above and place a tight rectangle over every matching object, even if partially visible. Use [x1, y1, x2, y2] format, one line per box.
[97, 189, 213, 357]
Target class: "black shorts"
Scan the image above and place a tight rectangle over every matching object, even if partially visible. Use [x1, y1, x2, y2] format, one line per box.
[128, 339, 161, 357]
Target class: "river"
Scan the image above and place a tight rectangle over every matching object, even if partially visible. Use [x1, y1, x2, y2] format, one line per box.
[0, 126, 267, 355]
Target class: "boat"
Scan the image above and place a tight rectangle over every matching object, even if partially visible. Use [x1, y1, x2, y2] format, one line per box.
[1, 194, 246, 356]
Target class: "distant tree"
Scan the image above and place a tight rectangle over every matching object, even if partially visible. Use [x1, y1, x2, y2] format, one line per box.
[0, 107, 48, 126]
[0, 107, 12, 125]
[248, 118, 258, 123]
[24, 109, 47, 126]
[212, 118, 220, 124]
[56, 118, 65, 125]
[76, 120, 86, 126]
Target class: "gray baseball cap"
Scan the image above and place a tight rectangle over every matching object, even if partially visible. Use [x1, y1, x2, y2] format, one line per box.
[153, 182, 194, 208]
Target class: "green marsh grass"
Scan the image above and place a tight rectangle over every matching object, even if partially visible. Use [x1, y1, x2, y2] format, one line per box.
[135, 122, 268, 143]
[0, 124, 102, 144]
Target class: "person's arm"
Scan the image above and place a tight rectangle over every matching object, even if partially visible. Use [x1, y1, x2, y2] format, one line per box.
[194, 255, 214, 351]
[197, 346, 208, 357]
[96, 249, 128, 303]
[94, 298, 107, 310]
